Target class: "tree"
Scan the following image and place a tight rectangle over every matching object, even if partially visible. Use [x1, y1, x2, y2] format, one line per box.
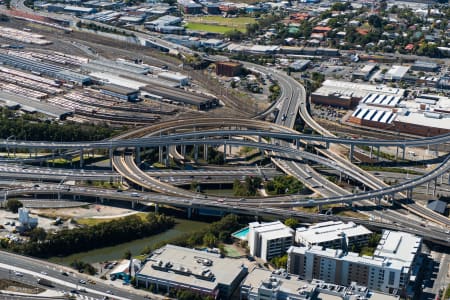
[284, 218, 298, 229]
[270, 254, 288, 268]
[203, 233, 217, 248]
[29, 227, 46, 242]
[6, 199, 23, 213]
[368, 15, 383, 28]
[224, 29, 244, 42]
[123, 249, 132, 260]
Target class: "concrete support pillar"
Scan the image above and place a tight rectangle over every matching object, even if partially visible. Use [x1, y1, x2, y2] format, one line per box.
[52, 150, 55, 167]
[433, 177, 437, 196]
[155, 204, 159, 213]
[406, 188, 413, 200]
[369, 146, 373, 159]
[426, 182, 429, 195]
[57, 192, 61, 200]
[187, 207, 192, 219]
[132, 201, 135, 209]
[326, 141, 329, 149]
[296, 139, 299, 150]
[318, 204, 322, 212]
[194, 144, 198, 162]
[100, 198, 104, 204]
[181, 145, 186, 157]
[377, 146, 380, 161]
[158, 146, 163, 163]
[135, 147, 141, 164]
[223, 143, 227, 163]
[349, 144, 354, 161]
[109, 147, 113, 170]
[29, 148, 31, 158]
[402, 145, 406, 160]
[165, 145, 169, 167]
[203, 144, 208, 161]
[395, 146, 399, 160]
[34, 149, 37, 158]
[80, 148, 84, 168]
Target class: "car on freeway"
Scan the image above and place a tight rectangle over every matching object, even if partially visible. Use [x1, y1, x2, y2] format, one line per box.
[40, 271, 47, 275]
[61, 271, 69, 276]
[106, 290, 113, 294]
[79, 279, 86, 284]
[14, 272, 23, 277]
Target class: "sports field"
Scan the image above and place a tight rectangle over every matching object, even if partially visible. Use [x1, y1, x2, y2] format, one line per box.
[185, 16, 257, 33]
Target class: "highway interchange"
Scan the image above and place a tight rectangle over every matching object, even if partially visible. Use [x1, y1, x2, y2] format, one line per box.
[0, 6, 448, 299]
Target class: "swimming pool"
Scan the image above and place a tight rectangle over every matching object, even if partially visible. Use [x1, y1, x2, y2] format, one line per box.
[232, 227, 249, 240]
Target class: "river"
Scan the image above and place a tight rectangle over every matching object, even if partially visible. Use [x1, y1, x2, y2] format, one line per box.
[47, 218, 206, 265]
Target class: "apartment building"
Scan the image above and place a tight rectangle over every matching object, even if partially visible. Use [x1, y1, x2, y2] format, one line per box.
[248, 221, 294, 262]
[295, 221, 372, 249]
[287, 230, 422, 295]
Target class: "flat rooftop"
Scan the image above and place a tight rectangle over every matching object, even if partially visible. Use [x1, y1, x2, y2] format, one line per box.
[374, 230, 422, 265]
[322, 79, 405, 97]
[242, 268, 315, 297]
[296, 221, 372, 245]
[138, 244, 246, 290]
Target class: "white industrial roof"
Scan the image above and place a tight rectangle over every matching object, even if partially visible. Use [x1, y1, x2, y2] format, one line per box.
[360, 93, 401, 107]
[351, 107, 396, 124]
[385, 65, 410, 80]
[394, 111, 450, 130]
[321, 80, 405, 97]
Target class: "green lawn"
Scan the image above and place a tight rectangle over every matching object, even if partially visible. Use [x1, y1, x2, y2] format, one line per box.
[185, 16, 256, 33]
[185, 23, 234, 34]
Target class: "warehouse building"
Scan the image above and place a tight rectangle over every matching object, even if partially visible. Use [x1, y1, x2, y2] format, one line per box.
[289, 59, 311, 71]
[312, 80, 405, 109]
[98, 84, 139, 101]
[411, 60, 439, 72]
[215, 61, 242, 77]
[82, 59, 150, 75]
[157, 72, 189, 86]
[384, 65, 410, 81]
[359, 93, 401, 108]
[0, 90, 72, 119]
[140, 84, 218, 110]
[0, 53, 91, 85]
[248, 221, 294, 262]
[135, 244, 247, 300]
[287, 230, 422, 296]
[63, 5, 96, 15]
[348, 107, 396, 129]
[393, 111, 450, 136]
[352, 64, 378, 81]
[295, 221, 372, 249]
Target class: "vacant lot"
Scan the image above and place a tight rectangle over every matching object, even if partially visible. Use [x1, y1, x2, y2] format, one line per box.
[186, 16, 256, 33]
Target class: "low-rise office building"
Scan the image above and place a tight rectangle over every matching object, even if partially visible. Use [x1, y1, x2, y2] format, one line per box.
[287, 230, 422, 296]
[296, 221, 372, 249]
[248, 221, 294, 262]
[136, 244, 247, 299]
